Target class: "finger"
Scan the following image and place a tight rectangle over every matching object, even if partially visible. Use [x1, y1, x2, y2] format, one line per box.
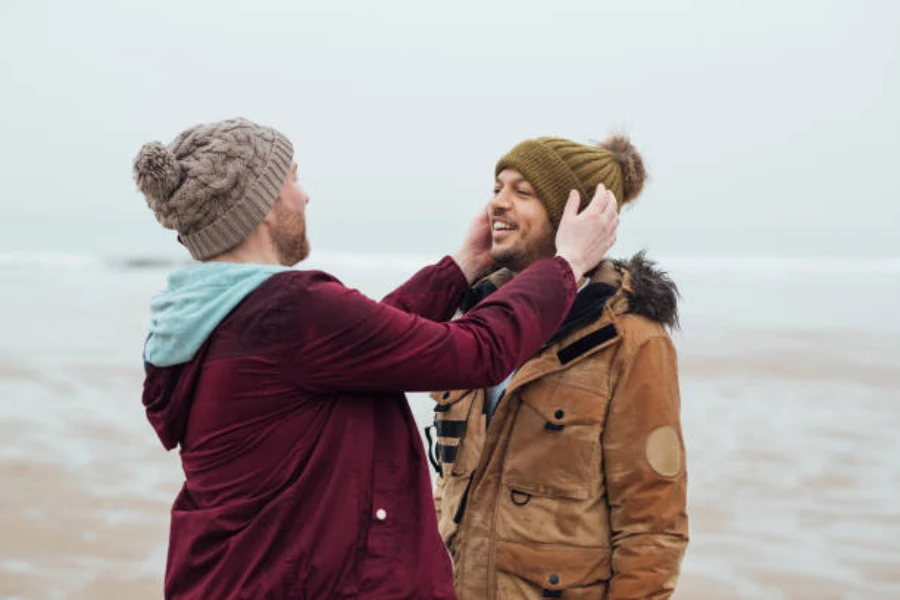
[598, 190, 617, 221]
[562, 190, 581, 221]
[588, 184, 608, 213]
[604, 189, 618, 213]
[483, 203, 493, 223]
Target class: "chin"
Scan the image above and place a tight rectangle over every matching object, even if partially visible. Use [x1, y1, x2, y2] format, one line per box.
[276, 239, 310, 267]
[490, 244, 510, 261]
[490, 252, 515, 270]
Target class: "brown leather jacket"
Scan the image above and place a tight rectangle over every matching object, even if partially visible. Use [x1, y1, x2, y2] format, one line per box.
[429, 254, 689, 599]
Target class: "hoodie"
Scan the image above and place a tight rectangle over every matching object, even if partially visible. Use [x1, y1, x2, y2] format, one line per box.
[144, 262, 290, 368]
[139, 255, 581, 599]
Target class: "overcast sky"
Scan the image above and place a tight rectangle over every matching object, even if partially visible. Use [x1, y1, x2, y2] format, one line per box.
[1, 0, 897, 258]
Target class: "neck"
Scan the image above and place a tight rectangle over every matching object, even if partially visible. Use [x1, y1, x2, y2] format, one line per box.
[205, 229, 281, 265]
[506, 262, 587, 288]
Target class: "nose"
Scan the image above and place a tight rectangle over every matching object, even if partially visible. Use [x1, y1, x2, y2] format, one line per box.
[489, 188, 512, 213]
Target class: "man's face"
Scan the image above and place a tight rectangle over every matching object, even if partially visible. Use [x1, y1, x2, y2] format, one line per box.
[270, 164, 310, 266]
[488, 168, 556, 272]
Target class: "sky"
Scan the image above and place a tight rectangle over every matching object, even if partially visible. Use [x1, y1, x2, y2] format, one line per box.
[0, 0, 897, 258]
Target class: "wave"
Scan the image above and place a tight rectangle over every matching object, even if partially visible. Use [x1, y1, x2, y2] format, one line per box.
[1, 251, 900, 275]
[661, 256, 900, 275]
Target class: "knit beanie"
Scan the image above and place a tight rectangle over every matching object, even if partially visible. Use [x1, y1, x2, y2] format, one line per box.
[133, 118, 294, 260]
[495, 135, 646, 229]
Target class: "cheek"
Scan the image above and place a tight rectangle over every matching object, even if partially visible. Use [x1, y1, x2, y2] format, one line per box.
[521, 206, 544, 232]
[290, 189, 307, 212]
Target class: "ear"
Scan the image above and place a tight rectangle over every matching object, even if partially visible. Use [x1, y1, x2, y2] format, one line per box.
[262, 197, 282, 227]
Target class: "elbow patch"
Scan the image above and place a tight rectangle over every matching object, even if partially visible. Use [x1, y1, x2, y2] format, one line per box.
[645, 426, 682, 478]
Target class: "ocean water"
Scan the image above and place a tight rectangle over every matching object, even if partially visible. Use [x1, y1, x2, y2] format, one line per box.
[1, 249, 899, 599]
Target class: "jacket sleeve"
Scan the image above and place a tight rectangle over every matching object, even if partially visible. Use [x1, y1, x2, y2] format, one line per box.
[379, 256, 469, 321]
[603, 333, 689, 599]
[276, 256, 576, 394]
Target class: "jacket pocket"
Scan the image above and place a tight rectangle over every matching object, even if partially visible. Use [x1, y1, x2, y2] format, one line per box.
[494, 540, 610, 599]
[502, 382, 608, 499]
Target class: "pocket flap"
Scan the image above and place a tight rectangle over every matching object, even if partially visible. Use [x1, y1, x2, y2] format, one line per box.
[495, 540, 611, 590]
[520, 383, 607, 427]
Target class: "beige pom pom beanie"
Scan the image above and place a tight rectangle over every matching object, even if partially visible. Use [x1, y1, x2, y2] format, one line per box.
[133, 118, 293, 260]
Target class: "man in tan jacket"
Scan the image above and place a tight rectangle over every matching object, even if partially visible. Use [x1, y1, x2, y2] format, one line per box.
[428, 135, 688, 599]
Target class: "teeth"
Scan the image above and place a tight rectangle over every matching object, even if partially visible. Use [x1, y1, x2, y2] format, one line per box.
[493, 222, 515, 231]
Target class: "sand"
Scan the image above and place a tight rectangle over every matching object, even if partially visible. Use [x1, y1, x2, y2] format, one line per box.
[2, 329, 899, 599]
[2, 259, 899, 599]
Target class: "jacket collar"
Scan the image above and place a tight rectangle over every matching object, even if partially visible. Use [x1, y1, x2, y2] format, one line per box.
[463, 252, 680, 398]
[464, 251, 679, 329]
[505, 300, 624, 399]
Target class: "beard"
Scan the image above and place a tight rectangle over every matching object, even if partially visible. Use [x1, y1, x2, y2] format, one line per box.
[271, 202, 310, 266]
[490, 231, 556, 273]
[490, 246, 532, 273]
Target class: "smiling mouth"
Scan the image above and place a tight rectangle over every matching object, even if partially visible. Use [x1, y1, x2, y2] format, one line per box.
[492, 220, 517, 233]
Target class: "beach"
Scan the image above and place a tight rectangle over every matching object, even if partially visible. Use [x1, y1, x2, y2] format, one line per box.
[1, 253, 899, 599]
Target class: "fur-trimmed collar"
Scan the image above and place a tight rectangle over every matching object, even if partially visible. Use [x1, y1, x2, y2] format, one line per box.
[461, 251, 679, 330]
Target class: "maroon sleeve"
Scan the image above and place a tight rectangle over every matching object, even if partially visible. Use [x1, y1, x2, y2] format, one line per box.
[275, 256, 576, 394]
[379, 256, 469, 321]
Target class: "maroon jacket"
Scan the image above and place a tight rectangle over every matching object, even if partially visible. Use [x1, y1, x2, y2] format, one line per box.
[143, 256, 576, 599]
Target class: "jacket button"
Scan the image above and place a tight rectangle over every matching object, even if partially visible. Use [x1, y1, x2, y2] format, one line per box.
[375, 508, 387, 521]
[554, 409, 565, 420]
[442, 391, 450, 399]
[548, 573, 560, 585]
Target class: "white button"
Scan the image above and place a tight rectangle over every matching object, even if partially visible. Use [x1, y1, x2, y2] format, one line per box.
[375, 508, 387, 521]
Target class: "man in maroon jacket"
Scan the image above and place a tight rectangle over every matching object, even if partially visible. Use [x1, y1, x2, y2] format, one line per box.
[133, 118, 619, 599]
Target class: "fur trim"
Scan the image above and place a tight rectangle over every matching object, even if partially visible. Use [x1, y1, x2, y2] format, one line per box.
[614, 251, 680, 330]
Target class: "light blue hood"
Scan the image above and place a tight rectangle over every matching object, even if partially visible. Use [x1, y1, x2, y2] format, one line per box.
[144, 262, 291, 368]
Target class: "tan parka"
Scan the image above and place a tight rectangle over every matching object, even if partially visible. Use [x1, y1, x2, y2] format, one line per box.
[429, 254, 689, 599]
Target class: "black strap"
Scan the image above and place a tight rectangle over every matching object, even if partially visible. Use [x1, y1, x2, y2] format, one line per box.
[542, 590, 562, 598]
[438, 443, 458, 464]
[453, 471, 476, 524]
[557, 323, 618, 365]
[435, 419, 467, 438]
[423, 425, 443, 477]
[546, 282, 616, 347]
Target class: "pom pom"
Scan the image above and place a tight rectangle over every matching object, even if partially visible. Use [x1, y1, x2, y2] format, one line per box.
[598, 135, 646, 204]
[133, 141, 183, 202]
